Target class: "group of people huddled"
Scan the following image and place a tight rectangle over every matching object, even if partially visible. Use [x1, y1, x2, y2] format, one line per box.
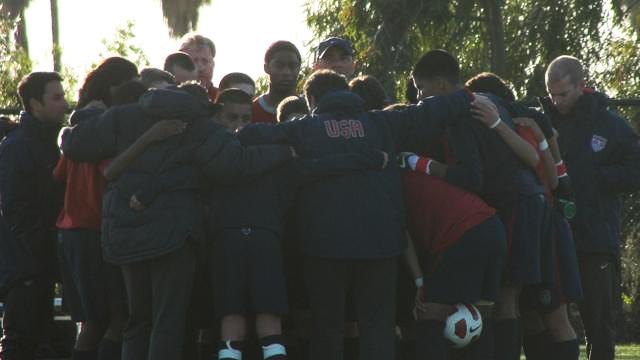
[0, 32, 639, 360]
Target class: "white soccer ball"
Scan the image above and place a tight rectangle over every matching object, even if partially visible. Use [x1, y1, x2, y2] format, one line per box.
[443, 303, 483, 348]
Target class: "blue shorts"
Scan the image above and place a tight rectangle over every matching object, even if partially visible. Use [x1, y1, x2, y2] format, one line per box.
[57, 229, 125, 322]
[498, 194, 545, 285]
[421, 215, 506, 304]
[521, 209, 583, 312]
[212, 228, 288, 317]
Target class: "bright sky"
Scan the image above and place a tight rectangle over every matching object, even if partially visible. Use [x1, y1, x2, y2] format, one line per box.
[25, 0, 315, 90]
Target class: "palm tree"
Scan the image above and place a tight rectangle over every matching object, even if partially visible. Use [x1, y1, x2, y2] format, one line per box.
[1, 0, 61, 71]
[161, 0, 212, 37]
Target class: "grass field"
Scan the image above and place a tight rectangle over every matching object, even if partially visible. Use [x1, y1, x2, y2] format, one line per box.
[519, 344, 640, 359]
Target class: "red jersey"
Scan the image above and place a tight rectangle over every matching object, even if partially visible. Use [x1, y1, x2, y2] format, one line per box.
[54, 155, 110, 231]
[207, 84, 220, 103]
[252, 95, 278, 124]
[402, 172, 495, 254]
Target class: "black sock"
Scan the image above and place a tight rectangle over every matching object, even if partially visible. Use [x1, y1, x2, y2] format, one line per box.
[414, 319, 448, 360]
[260, 335, 287, 360]
[551, 339, 579, 360]
[522, 331, 548, 360]
[464, 318, 495, 360]
[218, 340, 243, 360]
[72, 348, 98, 360]
[97, 339, 121, 360]
[494, 319, 521, 360]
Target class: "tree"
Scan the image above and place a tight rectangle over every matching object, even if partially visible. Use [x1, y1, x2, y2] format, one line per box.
[161, 0, 212, 37]
[0, 17, 32, 112]
[0, 0, 31, 52]
[1, 0, 62, 71]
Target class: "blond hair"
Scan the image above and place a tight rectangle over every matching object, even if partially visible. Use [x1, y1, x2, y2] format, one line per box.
[179, 33, 216, 58]
[545, 55, 584, 85]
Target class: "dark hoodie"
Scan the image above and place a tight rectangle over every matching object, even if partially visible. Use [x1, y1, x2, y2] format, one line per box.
[541, 90, 640, 254]
[239, 89, 474, 259]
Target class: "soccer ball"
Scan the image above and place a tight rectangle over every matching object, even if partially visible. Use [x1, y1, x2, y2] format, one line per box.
[443, 303, 483, 348]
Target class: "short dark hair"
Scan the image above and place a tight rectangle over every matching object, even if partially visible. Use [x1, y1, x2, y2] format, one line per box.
[140, 68, 176, 88]
[264, 40, 301, 65]
[218, 72, 255, 91]
[78, 57, 138, 108]
[215, 88, 253, 106]
[304, 70, 349, 104]
[349, 75, 387, 111]
[277, 96, 308, 122]
[17, 71, 63, 114]
[465, 72, 516, 102]
[164, 52, 196, 73]
[111, 80, 148, 106]
[412, 49, 460, 85]
[179, 33, 216, 58]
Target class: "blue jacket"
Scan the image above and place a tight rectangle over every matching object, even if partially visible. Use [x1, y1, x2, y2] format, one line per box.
[0, 112, 62, 293]
[60, 89, 293, 264]
[239, 90, 474, 259]
[542, 91, 640, 254]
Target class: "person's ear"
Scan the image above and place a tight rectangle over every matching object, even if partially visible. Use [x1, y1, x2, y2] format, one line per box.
[29, 98, 44, 116]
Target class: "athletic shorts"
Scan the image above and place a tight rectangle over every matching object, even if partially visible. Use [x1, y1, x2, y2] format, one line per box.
[57, 228, 126, 322]
[521, 209, 583, 312]
[421, 215, 507, 304]
[498, 194, 545, 285]
[212, 227, 288, 317]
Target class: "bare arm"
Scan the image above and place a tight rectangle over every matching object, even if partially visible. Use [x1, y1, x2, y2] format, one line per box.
[404, 232, 427, 313]
[471, 101, 540, 168]
[514, 117, 558, 189]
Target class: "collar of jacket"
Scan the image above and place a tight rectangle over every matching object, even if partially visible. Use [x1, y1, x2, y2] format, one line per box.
[19, 111, 61, 142]
[313, 90, 364, 116]
[540, 89, 610, 120]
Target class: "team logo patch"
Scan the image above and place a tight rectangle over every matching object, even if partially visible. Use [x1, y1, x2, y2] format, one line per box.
[591, 135, 607, 152]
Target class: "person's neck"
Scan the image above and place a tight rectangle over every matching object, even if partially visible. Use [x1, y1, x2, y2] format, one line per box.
[265, 87, 295, 107]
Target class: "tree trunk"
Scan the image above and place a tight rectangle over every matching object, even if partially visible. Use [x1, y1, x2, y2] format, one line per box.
[482, 0, 506, 76]
[15, 8, 29, 54]
[50, 0, 61, 72]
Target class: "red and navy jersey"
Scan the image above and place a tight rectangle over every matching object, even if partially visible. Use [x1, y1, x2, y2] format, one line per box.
[207, 84, 220, 103]
[252, 95, 278, 124]
[402, 172, 495, 254]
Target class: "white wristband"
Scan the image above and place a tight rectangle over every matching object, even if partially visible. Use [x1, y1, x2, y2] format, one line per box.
[538, 139, 549, 151]
[415, 277, 424, 288]
[489, 117, 502, 129]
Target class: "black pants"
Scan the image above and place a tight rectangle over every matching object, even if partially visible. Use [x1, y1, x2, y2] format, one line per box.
[121, 244, 196, 360]
[0, 277, 54, 360]
[304, 256, 397, 360]
[577, 252, 617, 360]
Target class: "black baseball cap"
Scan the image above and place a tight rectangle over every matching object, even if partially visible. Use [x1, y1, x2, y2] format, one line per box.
[317, 37, 354, 60]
